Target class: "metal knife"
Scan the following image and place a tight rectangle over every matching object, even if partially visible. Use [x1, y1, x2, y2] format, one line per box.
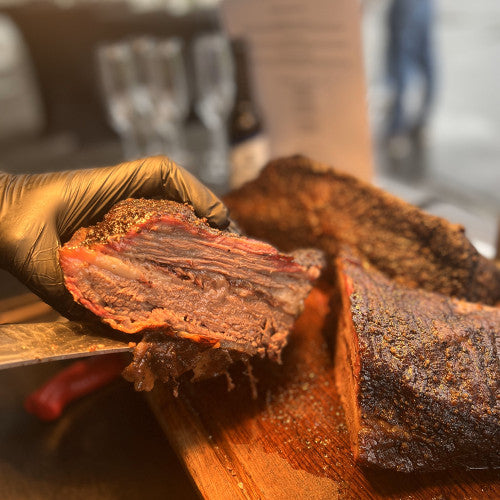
[0, 321, 135, 370]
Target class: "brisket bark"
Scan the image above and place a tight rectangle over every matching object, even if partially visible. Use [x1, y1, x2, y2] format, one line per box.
[334, 246, 500, 472]
[60, 198, 323, 390]
[224, 155, 500, 305]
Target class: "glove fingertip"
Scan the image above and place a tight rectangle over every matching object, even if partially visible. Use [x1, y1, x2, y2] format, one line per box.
[159, 156, 230, 230]
[225, 219, 241, 235]
[206, 205, 231, 230]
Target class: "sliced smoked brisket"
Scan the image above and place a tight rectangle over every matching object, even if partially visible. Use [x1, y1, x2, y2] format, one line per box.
[224, 155, 500, 305]
[60, 199, 323, 390]
[122, 331, 249, 392]
[335, 246, 500, 472]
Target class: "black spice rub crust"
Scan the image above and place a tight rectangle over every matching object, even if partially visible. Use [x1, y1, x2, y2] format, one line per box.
[79, 198, 221, 247]
[224, 154, 500, 305]
[335, 247, 500, 472]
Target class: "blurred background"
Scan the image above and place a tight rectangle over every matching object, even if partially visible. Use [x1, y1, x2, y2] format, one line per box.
[363, 0, 499, 261]
[0, 2, 498, 498]
[0, 0, 497, 288]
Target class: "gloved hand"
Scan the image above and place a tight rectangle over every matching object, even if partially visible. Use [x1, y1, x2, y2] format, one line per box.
[0, 156, 230, 320]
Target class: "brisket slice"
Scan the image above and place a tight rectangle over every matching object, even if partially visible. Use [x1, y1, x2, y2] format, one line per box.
[60, 198, 323, 390]
[122, 332, 248, 392]
[224, 155, 500, 305]
[335, 246, 500, 472]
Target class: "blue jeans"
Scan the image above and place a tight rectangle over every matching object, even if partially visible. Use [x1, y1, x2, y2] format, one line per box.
[387, 0, 435, 136]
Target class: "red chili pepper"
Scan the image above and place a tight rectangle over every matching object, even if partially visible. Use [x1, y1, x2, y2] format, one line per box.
[24, 354, 126, 422]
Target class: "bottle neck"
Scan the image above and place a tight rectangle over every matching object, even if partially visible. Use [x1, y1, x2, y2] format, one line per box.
[228, 38, 266, 144]
[232, 40, 253, 103]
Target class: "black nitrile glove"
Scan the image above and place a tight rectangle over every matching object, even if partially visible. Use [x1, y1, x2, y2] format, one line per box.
[0, 156, 230, 320]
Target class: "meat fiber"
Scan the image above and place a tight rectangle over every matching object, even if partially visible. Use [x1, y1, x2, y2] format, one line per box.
[60, 199, 323, 389]
[224, 155, 500, 305]
[122, 331, 250, 392]
[334, 246, 500, 472]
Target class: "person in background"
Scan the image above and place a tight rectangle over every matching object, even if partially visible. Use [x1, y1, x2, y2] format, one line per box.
[385, 0, 435, 157]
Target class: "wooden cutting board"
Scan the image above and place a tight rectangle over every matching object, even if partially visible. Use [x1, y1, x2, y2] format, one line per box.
[148, 287, 500, 500]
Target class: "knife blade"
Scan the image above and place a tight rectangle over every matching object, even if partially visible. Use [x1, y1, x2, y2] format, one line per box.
[0, 321, 135, 370]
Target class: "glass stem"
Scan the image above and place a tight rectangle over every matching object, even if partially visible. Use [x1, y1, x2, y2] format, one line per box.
[120, 129, 140, 160]
[160, 122, 183, 157]
[212, 124, 228, 159]
[204, 124, 229, 186]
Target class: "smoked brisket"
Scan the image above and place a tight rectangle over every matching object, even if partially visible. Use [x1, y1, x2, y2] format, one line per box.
[224, 155, 500, 305]
[335, 247, 500, 472]
[60, 198, 323, 390]
[122, 331, 249, 392]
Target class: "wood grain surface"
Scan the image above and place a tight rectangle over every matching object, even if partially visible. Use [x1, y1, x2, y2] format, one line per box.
[148, 287, 500, 500]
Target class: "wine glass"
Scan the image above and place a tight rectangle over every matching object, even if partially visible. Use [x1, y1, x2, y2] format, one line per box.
[192, 32, 235, 188]
[145, 37, 191, 165]
[129, 36, 163, 155]
[97, 41, 155, 160]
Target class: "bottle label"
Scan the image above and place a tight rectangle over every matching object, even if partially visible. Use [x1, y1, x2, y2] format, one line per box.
[230, 134, 270, 189]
